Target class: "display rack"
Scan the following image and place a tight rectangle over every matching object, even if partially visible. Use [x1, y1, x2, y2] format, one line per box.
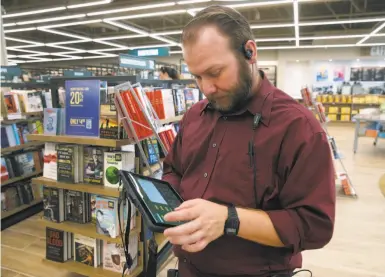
[301, 87, 357, 198]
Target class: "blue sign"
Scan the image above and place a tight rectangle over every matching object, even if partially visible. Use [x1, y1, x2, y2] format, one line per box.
[128, 47, 170, 57]
[63, 70, 92, 77]
[0, 66, 22, 81]
[119, 54, 155, 70]
[65, 80, 100, 137]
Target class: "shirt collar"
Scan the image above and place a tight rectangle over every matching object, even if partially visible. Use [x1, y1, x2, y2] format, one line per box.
[199, 70, 274, 126]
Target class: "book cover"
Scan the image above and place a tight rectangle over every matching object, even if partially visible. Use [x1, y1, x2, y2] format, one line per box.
[83, 147, 104, 185]
[95, 196, 118, 238]
[73, 234, 98, 268]
[43, 142, 57, 180]
[44, 108, 59, 135]
[46, 227, 68, 263]
[57, 145, 75, 183]
[65, 80, 101, 137]
[1, 158, 9, 182]
[65, 190, 86, 223]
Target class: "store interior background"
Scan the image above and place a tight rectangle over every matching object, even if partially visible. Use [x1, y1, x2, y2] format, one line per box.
[1, 0, 385, 277]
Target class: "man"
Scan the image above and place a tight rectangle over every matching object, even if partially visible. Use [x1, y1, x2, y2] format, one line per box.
[162, 5, 336, 277]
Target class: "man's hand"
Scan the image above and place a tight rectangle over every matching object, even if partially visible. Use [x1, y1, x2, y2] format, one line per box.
[163, 199, 227, 253]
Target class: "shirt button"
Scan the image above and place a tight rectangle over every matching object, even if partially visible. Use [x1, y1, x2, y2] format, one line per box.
[203, 173, 208, 178]
[223, 116, 227, 120]
[183, 258, 187, 263]
[212, 143, 217, 148]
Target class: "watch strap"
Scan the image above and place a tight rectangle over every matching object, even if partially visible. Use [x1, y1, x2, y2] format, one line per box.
[225, 204, 240, 236]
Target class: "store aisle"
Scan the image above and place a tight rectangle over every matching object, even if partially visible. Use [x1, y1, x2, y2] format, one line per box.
[1, 125, 384, 277]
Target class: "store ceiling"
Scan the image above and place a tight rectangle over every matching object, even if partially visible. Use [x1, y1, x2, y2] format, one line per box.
[2, 0, 385, 65]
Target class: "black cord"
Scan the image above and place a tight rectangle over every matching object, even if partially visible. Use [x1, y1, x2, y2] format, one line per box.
[251, 130, 257, 208]
[292, 269, 313, 277]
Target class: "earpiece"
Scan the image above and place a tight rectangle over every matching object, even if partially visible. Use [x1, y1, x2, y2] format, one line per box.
[245, 49, 253, 60]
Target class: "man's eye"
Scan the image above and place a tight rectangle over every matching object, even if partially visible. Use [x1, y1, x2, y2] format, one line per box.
[208, 71, 221, 77]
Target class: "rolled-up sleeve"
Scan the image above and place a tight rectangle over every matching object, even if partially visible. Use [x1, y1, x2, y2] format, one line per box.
[162, 113, 187, 192]
[266, 127, 336, 254]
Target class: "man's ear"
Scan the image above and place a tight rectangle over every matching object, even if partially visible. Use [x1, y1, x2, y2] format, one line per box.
[244, 40, 257, 64]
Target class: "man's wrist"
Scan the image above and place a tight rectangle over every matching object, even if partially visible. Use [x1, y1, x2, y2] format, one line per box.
[224, 204, 240, 236]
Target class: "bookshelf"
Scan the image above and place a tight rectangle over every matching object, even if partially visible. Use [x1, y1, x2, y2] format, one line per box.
[1, 170, 43, 187]
[40, 215, 141, 244]
[1, 141, 45, 155]
[42, 259, 143, 277]
[1, 199, 42, 219]
[27, 134, 134, 148]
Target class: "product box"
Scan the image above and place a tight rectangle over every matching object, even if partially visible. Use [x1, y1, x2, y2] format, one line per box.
[328, 107, 339, 114]
[341, 107, 351, 114]
[328, 114, 337, 121]
[340, 115, 351, 121]
[351, 109, 359, 115]
[365, 130, 378, 138]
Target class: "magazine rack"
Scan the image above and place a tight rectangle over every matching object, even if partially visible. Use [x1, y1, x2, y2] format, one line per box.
[113, 81, 174, 275]
[301, 86, 357, 198]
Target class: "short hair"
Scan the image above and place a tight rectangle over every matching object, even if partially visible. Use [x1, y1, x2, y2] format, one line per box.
[182, 5, 254, 55]
[160, 66, 180, 80]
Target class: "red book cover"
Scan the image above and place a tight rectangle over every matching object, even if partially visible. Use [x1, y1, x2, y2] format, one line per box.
[159, 131, 171, 152]
[121, 90, 144, 139]
[154, 90, 164, 120]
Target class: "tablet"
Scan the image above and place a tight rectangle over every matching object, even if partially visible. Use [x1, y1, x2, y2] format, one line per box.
[120, 170, 184, 232]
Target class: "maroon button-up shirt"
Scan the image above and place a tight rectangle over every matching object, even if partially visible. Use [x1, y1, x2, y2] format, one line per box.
[162, 72, 336, 277]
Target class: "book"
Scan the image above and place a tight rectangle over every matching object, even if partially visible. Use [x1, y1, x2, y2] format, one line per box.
[103, 152, 135, 188]
[73, 234, 99, 268]
[43, 187, 65, 223]
[95, 196, 119, 238]
[46, 227, 70, 263]
[83, 147, 105, 185]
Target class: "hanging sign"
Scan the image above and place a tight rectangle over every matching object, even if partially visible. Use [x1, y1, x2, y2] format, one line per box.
[0, 66, 22, 81]
[119, 54, 155, 70]
[63, 70, 92, 77]
[128, 47, 170, 57]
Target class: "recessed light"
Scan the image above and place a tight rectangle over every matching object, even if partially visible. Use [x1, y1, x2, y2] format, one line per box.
[296, 60, 299, 62]
[356, 58, 360, 61]
[329, 59, 333, 62]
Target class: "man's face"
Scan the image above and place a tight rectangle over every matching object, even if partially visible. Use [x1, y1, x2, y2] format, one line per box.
[183, 26, 252, 113]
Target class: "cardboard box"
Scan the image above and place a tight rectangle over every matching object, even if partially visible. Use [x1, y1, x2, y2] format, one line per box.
[341, 115, 351, 121]
[341, 107, 351, 114]
[328, 114, 337, 121]
[328, 107, 339, 113]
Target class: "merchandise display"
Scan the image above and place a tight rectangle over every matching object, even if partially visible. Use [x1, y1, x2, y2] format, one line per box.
[1, 1, 385, 276]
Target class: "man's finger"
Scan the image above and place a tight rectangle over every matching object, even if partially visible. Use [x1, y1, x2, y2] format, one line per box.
[182, 239, 208, 253]
[164, 206, 199, 222]
[164, 219, 201, 237]
[168, 230, 205, 246]
[175, 199, 201, 210]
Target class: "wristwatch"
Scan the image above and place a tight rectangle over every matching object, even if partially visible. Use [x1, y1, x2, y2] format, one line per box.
[224, 204, 240, 236]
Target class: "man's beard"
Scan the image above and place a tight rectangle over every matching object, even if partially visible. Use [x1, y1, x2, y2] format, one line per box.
[207, 60, 253, 114]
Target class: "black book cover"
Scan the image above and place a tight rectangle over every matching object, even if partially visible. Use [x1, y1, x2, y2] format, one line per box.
[57, 145, 75, 183]
[1, 127, 9, 148]
[46, 227, 66, 263]
[43, 187, 61, 222]
[65, 190, 85, 223]
[83, 147, 105, 185]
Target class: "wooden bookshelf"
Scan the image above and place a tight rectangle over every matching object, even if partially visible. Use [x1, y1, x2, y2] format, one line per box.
[42, 259, 143, 277]
[40, 218, 140, 244]
[32, 177, 120, 197]
[1, 170, 43, 187]
[1, 141, 45, 155]
[27, 134, 134, 148]
[1, 199, 42, 219]
[159, 115, 183, 125]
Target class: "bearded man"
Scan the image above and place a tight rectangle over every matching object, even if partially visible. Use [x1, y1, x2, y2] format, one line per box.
[162, 5, 336, 277]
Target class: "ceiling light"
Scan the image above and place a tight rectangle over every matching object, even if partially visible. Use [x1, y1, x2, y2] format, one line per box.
[187, 10, 197, 16]
[83, 55, 118, 59]
[329, 59, 333, 62]
[251, 23, 294, 29]
[3, 6, 66, 18]
[296, 60, 300, 62]
[93, 40, 128, 48]
[356, 58, 360, 61]
[103, 20, 149, 36]
[48, 39, 92, 45]
[87, 2, 176, 16]
[227, 0, 292, 8]
[357, 22, 385, 45]
[299, 17, 385, 27]
[149, 35, 178, 45]
[39, 19, 103, 29]
[170, 50, 183, 54]
[300, 34, 366, 40]
[67, 0, 112, 9]
[38, 28, 91, 40]
[108, 10, 186, 21]
[153, 30, 183, 36]
[8, 59, 26, 63]
[177, 0, 211, 4]
[3, 23, 16, 27]
[4, 27, 37, 33]
[7, 44, 43, 49]
[293, 0, 299, 47]
[130, 44, 173, 50]
[88, 48, 130, 52]
[52, 57, 82, 61]
[17, 14, 86, 25]
[46, 44, 84, 52]
[96, 34, 147, 41]
[6, 47, 50, 55]
[5, 36, 42, 45]
[255, 37, 294, 42]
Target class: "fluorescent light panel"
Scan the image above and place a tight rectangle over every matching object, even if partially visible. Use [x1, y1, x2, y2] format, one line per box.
[3, 7, 66, 18]
[3, 23, 17, 27]
[96, 34, 147, 41]
[299, 17, 385, 26]
[5, 36, 42, 45]
[227, 0, 292, 8]
[103, 20, 148, 36]
[93, 40, 128, 48]
[4, 27, 37, 33]
[87, 2, 176, 16]
[39, 19, 102, 29]
[67, 0, 112, 9]
[293, 0, 299, 47]
[177, 0, 211, 4]
[108, 9, 186, 21]
[251, 23, 294, 29]
[17, 14, 86, 25]
[357, 22, 385, 45]
[38, 28, 91, 40]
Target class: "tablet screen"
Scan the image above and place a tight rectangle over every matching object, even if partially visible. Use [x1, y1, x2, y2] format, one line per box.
[133, 175, 182, 225]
